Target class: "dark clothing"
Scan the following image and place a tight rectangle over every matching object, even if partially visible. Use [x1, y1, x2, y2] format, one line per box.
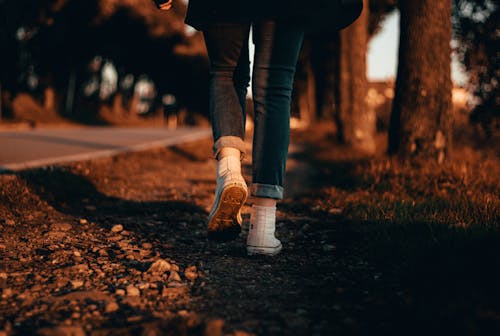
[185, 1, 293, 29]
[186, 0, 363, 32]
[204, 21, 304, 199]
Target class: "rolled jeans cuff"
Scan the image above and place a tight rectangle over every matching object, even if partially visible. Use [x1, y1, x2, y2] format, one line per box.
[250, 183, 284, 200]
[213, 136, 246, 159]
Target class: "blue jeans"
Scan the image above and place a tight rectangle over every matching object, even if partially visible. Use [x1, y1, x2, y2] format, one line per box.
[203, 21, 304, 199]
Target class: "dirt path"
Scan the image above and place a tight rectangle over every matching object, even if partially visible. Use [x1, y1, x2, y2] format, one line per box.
[1, 132, 499, 335]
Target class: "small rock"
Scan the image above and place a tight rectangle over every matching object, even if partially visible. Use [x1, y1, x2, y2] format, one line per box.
[79, 219, 88, 225]
[73, 251, 81, 257]
[105, 301, 119, 313]
[1, 288, 13, 298]
[71, 312, 81, 319]
[147, 259, 171, 274]
[322, 244, 336, 252]
[0, 273, 7, 280]
[0, 243, 6, 249]
[126, 285, 140, 297]
[184, 266, 198, 281]
[98, 249, 108, 256]
[71, 280, 84, 289]
[139, 249, 152, 257]
[170, 264, 180, 272]
[127, 316, 142, 323]
[111, 224, 123, 233]
[168, 271, 182, 283]
[115, 289, 126, 296]
[138, 283, 150, 290]
[142, 243, 153, 250]
[329, 208, 343, 215]
[5, 219, 15, 226]
[53, 222, 72, 231]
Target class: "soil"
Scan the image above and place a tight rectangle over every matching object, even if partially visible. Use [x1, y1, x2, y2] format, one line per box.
[1, 129, 499, 335]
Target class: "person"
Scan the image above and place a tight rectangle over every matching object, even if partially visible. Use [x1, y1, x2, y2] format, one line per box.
[154, 0, 363, 256]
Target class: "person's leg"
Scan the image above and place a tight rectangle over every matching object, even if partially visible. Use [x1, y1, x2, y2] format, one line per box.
[203, 23, 251, 157]
[251, 20, 304, 199]
[203, 23, 251, 241]
[248, 20, 304, 255]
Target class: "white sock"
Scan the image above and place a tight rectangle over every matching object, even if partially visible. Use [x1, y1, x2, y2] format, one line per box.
[247, 205, 281, 248]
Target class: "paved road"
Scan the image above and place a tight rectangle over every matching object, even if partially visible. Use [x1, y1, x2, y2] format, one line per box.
[0, 127, 211, 172]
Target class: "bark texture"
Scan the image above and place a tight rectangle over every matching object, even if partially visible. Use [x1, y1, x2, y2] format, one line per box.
[339, 0, 376, 154]
[388, 0, 453, 163]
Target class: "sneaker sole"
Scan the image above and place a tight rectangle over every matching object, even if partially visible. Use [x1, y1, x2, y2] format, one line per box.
[207, 185, 247, 242]
[247, 243, 283, 257]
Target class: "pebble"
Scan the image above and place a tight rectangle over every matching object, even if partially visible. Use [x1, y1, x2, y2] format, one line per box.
[115, 289, 126, 296]
[170, 264, 180, 272]
[127, 316, 142, 323]
[71, 280, 84, 289]
[111, 224, 124, 233]
[0, 273, 7, 280]
[184, 266, 198, 281]
[1, 288, 13, 298]
[5, 219, 15, 226]
[53, 222, 72, 231]
[73, 251, 81, 257]
[98, 249, 108, 256]
[138, 283, 150, 290]
[168, 271, 182, 283]
[126, 285, 140, 297]
[105, 301, 119, 313]
[147, 259, 171, 274]
[142, 243, 153, 250]
[323, 244, 336, 252]
[79, 219, 88, 225]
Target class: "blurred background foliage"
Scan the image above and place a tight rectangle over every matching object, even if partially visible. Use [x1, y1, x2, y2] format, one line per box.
[453, 0, 499, 138]
[0, 0, 498, 153]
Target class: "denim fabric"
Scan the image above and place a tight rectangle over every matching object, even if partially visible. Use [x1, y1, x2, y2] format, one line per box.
[203, 21, 304, 199]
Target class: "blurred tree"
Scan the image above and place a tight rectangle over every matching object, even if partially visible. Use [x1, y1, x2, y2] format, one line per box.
[368, 0, 397, 35]
[338, 0, 376, 154]
[389, 0, 453, 163]
[0, 0, 209, 122]
[293, 0, 396, 150]
[453, 0, 499, 139]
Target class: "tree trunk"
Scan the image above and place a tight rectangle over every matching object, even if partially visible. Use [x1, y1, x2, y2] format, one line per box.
[339, 0, 376, 154]
[44, 87, 56, 112]
[388, 0, 453, 163]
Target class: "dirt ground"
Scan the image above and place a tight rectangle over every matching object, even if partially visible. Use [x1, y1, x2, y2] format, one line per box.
[1, 128, 499, 336]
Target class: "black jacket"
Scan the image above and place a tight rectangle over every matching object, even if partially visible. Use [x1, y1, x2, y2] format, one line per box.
[185, 0, 363, 32]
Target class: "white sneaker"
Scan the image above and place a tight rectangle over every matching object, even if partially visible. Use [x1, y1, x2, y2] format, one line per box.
[207, 156, 248, 241]
[247, 205, 282, 256]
